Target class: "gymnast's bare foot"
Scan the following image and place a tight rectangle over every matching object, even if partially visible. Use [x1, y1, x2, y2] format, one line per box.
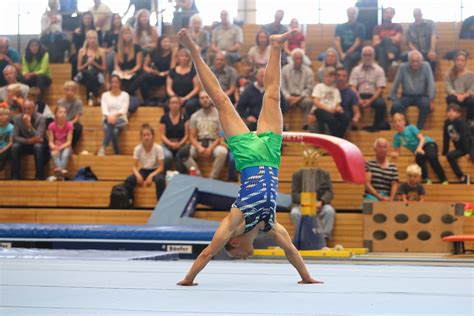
[298, 277, 324, 284]
[177, 28, 199, 56]
[270, 28, 298, 48]
[177, 279, 198, 286]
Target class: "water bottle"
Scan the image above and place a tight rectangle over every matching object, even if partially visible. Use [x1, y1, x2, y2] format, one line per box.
[88, 92, 93, 107]
[189, 166, 196, 176]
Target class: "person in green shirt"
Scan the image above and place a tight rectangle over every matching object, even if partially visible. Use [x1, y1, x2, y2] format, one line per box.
[22, 39, 52, 100]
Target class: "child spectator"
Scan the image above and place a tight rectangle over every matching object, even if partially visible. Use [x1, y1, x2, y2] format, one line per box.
[47, 105, 73, 180]
[397, 164, 425, 202]
[28, 87, 54, 128]
[0, 106, 13, 171]
[442, 103, 470, 183]
[57, 81, 83, 148]
[391, 112, 448, 184]
[6, 83, 25, 116]
[21, 39, 52, 100]
[124, 123, 166, 203]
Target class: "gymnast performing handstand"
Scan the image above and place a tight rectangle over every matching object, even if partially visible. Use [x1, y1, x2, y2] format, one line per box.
[177, 28, 322, 286]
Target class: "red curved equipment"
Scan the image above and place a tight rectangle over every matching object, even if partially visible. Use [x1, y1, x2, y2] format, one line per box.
[282, 132, 365, 184]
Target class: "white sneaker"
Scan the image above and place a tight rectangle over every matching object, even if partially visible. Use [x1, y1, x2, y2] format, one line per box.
[47, 175, 57, 182]
[97, 147, 105, 156]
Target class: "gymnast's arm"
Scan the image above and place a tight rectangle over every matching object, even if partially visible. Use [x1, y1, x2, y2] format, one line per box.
[267, 223, 323, 284]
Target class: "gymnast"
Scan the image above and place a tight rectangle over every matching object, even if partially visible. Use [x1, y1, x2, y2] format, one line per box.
[177, 28, 322, 286]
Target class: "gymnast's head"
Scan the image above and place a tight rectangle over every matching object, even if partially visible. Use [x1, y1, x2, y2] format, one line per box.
[224, 236, 253, 259]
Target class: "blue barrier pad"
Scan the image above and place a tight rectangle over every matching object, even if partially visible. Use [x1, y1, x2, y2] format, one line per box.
[0, 224, 216, 241]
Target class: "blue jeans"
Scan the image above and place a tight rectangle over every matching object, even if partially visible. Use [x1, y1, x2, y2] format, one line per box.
[52, 147, 72, 170]
[102, 118, 127, 154]
[391, 95, 430, 130]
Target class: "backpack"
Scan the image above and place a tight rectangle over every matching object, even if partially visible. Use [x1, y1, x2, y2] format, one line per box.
[73, 167, 98, 181]
[109, 183, 132, 209]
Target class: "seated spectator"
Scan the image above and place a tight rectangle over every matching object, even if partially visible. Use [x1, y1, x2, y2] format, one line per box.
[318, 48, 342, 82]
[183, 91, 228, 179]
[98, 75, 129, 156]
[406, 8, 438, 74]
[349, 46, 389, 132]
[71, 12, 100, 79]
[47, 105, 73, 181]
[442, 104, 470, 183]
[103, 13, 123, 74]
[0, 66, 29, 101]
[11, 99, 47, 180]
[290, 168, 336, 241]
[75, 30, 106, 105]
[138, 35, 176, 104]
[390, 50, 435, 130]
[364, 138, 399, 202]
[89, 0, 112, 34]
[281, 49, 314, 130]
[21, 39, 52, 100]
[28, 87, 54, 128]
[234, 57, 255, 102]
[0, 38, 21, 86]
[166, 48, 200, 116]
[211, 52, 238, 103]
[159, 95, 190, 173]
[172, 0, 199, 32]
[372, 7, 403, 74]
[113, 25, 143, 95]
[396, 164, 425, 202]
[0, 106, 13, 172]
[5, 84, 25, 116]
[262, 10, 288, 35]
[284, 18, 308, 65]
[133, 9, 158, 55]
[336, 66, 361, 131]
[210, 10, 243, 65]
[444, 51, 474, 122]
[391, 112, 448, 184]
[334, 7, 366, 73]
[57, 81, 83, 148]
[248, 31, 270, 70]
[459, 15, 474, 39]
[189, 14, 210, 61]
[124, 123, 166, 203]
[311, 67, 349, 138]
[40, 0, 69, 63]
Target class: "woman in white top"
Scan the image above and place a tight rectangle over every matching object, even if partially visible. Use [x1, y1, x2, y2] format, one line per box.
[248, 31, 270, 69]
[98, 74, 129, 155]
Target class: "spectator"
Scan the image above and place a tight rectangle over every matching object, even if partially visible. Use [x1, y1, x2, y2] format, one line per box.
[159, 95, 190, 173]
[444, 51, 474, 122]
[391, 112, 448, 184]
[459, 15, 474, 39]
[390, 50, 435, 130]
[210, 10, 243, 65]
[47, 105, 73, 181]
[103, 13, 123, 74]
[334, 7, 366, 73]
[397, 164, 425, 202]
[21, 39, 52, 100]
[290, 168, 336, 241]
[248, 31, 271, 69]
[28, 87, 54, 128]
[284, 18, 307, 64]
[236, 68, 286, 131]
[113, 25, 143, 95]
[11, 99, 47, 180]
[281, 49, 314, 130]
[311, 67, 349, 138]
[184, 91, 228, 179]
[5, 84, 25, 116]
[172, 0, 199, 32]
[75, 30, 106, 105]
[406, 8, 438, 74]
[166, 48, 201, 116]
[71, 12, 100, 79]
[124, 123, 166, 203]
[98, 75, 129, 156]
[57, 81, 83, 148]
[0, 66, 29, 101]
[0, 106, 13, 172]
[211, 52, 238, 103]
[133, 9, 158, 55]
[234, 57, 256, 103]
[336, 66, 361, 132]
[349, 46, 389, 132]
[318, 48, 342, 82]
[40, 0, 69, 63]
[364, 138, 399, 201]
[372, 7, 403, 74]
[89, 0, 112, 33]
[138, 35, 176, 104]
[0, 38, 21, 86]
[442, 104, 470, 184]
[189, 14, 210, 61]
[262, 10, 288, 35]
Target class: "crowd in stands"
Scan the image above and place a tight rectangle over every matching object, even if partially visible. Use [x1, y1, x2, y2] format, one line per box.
[0, 1, 472, 218]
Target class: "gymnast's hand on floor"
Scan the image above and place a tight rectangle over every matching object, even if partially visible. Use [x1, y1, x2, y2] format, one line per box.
[298, 277, 324, 284]
[177, 279, 198, 286]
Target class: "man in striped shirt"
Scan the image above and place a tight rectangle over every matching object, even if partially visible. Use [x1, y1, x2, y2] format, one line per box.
[364, 137, 399, 201]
